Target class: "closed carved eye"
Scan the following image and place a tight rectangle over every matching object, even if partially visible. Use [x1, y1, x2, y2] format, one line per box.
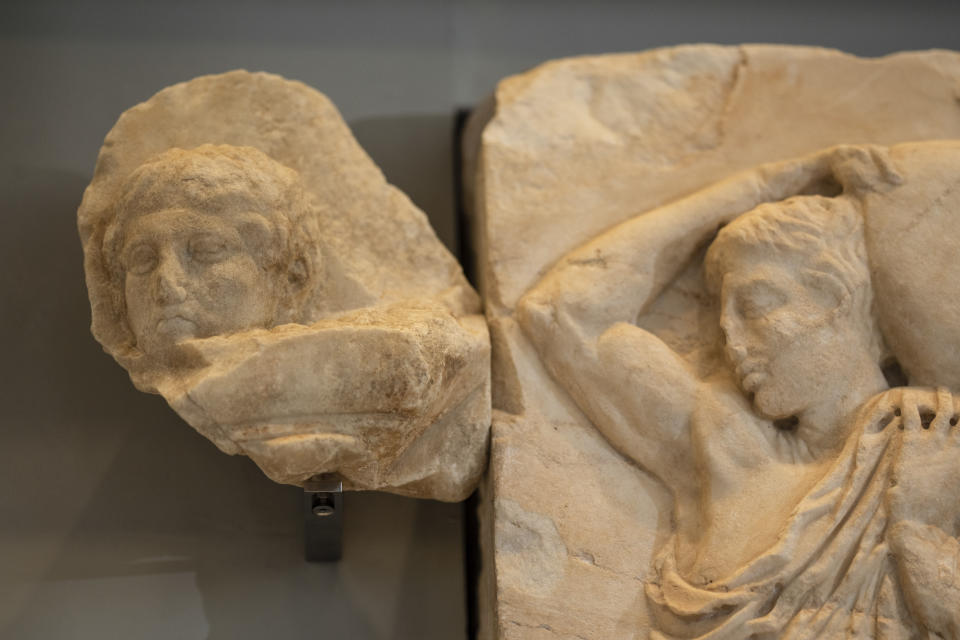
[737, 281, 788, 320]
[124, 243, 158, 275]
[188, 233, 232, 264]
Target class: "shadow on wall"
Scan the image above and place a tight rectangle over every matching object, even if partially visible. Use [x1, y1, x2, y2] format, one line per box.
[350, 114, 458, 255]
[0, 163, 466, 639]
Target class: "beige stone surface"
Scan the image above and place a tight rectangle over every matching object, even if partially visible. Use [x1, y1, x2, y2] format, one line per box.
[467, 45, 960, 638]
[79, 71, 490, 501]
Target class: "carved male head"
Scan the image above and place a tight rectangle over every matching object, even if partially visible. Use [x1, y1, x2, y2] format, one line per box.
[102, 145, 314, 364]
[704, 195, 884, 420]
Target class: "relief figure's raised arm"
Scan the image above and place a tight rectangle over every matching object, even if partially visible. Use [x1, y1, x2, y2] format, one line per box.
[516, 144, 894, 482]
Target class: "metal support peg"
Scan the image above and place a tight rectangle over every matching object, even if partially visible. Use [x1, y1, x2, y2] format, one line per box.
[303, 473, 343, 562]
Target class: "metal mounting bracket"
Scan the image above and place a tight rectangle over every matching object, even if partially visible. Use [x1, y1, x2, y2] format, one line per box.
[303, 473, 343, 562]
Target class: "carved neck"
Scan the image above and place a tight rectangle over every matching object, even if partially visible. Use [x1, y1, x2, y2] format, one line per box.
[797, 358, 888, 457]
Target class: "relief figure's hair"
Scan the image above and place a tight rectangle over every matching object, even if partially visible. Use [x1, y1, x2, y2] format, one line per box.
[704, 195, 884, 362]
[101, 144, 319, 333]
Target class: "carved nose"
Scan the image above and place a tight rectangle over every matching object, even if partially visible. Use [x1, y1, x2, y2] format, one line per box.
[153, 257, 188, 304]
[726, 342, 748, 364]
[720, 321, 734, 349]
[720, 319, 747, 364]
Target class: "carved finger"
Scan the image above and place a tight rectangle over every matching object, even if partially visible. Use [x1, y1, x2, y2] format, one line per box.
[907, 388, 940, 416]
[898, 387, 947, 429]
[862, 391, 898, 432]
[931, 387, 954, 435]
[901, 389, 922, 432]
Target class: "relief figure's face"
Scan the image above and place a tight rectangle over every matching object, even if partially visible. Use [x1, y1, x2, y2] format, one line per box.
[122, 207, 278, 362]
[718, 256, 856, 420]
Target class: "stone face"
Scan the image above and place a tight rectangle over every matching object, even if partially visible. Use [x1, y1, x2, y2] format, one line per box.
[467, 46, 960, 638]
[79, 71, 490, 501]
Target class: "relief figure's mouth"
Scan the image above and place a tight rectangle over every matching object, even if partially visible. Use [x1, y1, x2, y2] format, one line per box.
[156, 314, 198, 333]
[732, 357, 766, 394]
[741, 370, 767, 393]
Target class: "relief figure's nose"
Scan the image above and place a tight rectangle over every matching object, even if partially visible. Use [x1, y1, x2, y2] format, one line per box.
[719, 311, 747, 366]
[153, 253, 188, 305]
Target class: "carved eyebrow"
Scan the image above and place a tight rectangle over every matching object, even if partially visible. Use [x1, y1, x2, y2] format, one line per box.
[189, 232, 230, 248]
[740, 278, 784, 293]
[121, 238, 155, 257]
[748, 285, 787, 304]
[732, 279, 788, 313]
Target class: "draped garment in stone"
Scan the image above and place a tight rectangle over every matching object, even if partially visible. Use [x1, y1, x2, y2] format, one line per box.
[647, 405, 920, 639]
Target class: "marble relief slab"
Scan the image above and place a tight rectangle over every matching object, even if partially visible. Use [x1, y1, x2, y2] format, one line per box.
[79, 71, 490, 501]
[466, 45, 960, 638]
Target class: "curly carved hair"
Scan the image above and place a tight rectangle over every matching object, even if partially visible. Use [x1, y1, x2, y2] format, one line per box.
[101, 144, 319, 332]
[704, 195, 885, 363]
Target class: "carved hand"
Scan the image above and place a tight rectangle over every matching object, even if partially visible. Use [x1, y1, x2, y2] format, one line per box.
[886, 387, 960, 534]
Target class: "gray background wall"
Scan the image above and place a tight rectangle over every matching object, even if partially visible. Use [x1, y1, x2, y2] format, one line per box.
[1, 1, 958, 638]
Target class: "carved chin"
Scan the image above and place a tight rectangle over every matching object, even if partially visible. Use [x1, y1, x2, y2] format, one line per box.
[753, 395, 778, 419]
[136, 336, 198, 367]
[753, 389, 801, 422]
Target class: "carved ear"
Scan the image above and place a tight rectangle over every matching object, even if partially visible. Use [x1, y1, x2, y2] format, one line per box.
[281, 248, 322, 325]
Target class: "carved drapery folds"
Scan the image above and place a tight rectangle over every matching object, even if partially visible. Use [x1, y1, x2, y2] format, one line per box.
[77, 46, 960, 638]
[467, 46, 960, 638]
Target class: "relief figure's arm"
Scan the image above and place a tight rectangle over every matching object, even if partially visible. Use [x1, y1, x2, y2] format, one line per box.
[180, 303, 488, 428]
[518, 143, 884, 341]
[518, 283, 700, 483]
[515, 145, 870, 480]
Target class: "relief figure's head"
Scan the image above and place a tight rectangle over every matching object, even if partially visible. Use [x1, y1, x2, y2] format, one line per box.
[102, 145, 315, 365]
[704, 196, 884, 421]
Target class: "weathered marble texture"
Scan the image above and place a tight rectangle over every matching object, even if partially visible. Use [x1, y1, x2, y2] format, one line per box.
[79, 71, 490, 501]
[465, 45, 960, 638]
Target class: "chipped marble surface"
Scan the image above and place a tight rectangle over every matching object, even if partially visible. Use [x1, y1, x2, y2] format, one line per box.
[79, 71, 490, 500]
[467, 45, 960, 638]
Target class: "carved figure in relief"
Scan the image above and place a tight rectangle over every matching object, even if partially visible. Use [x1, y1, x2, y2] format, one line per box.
[88, 144, 488, 498]
[79, 71, 490, 499]
[518, 143, 960, 638]
[104, 145, 316, 367]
